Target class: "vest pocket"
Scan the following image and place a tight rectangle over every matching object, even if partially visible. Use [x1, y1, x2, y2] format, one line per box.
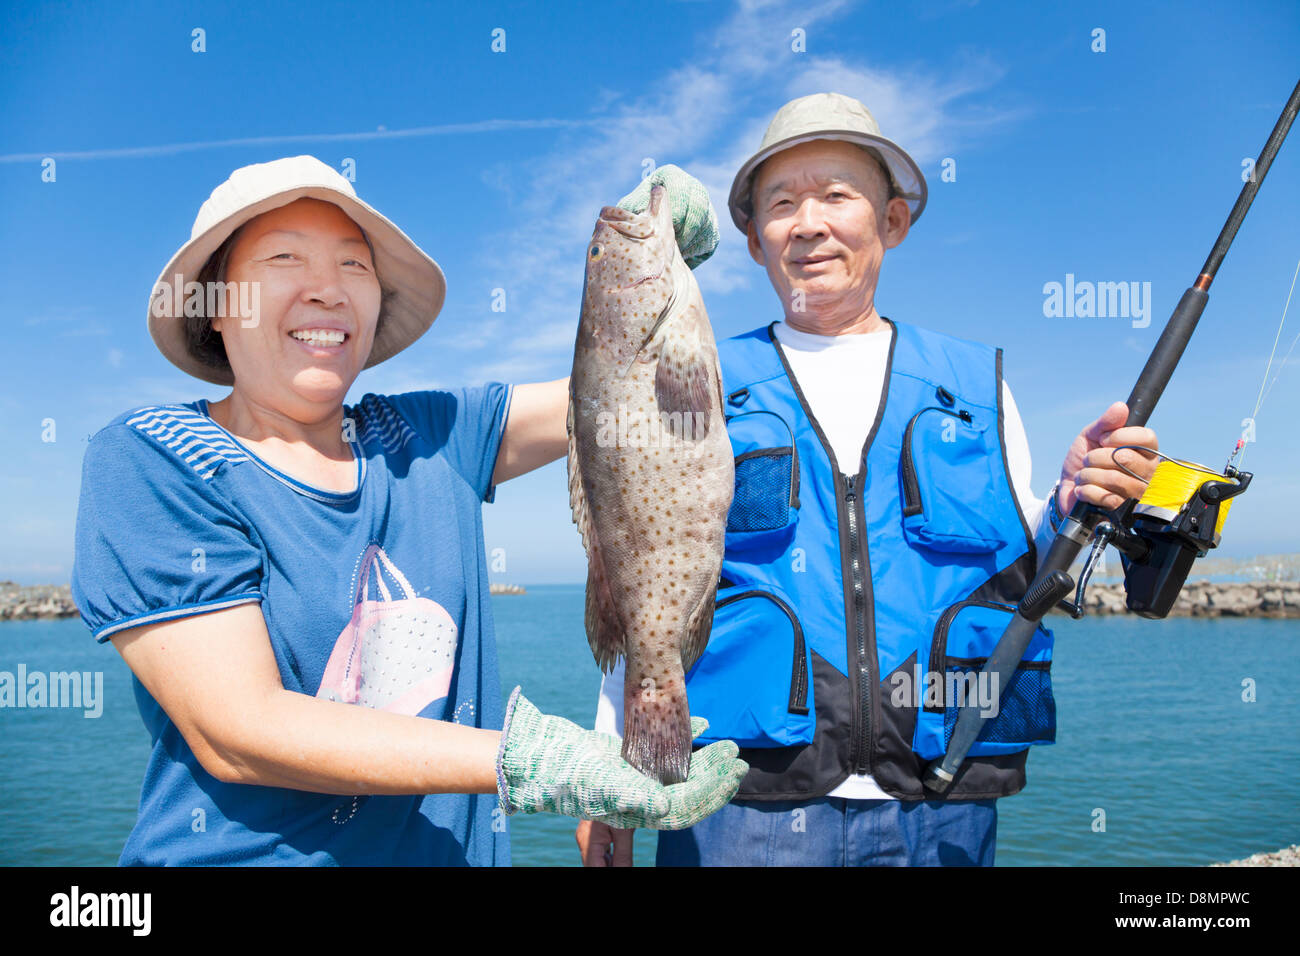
[684, 583, 814, 748]
[723, 412, 801, 557]
[899, 405, 1009, 553]
[727, 447, 797, 533]
[913, 601, 1055, 758]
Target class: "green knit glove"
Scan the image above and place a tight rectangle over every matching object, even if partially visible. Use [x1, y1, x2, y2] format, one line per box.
[616, 164, 720, 269]
[495, 687, 748, 830]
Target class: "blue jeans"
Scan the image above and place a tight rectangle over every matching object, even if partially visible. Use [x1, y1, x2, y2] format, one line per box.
[655, 797, 997, 866]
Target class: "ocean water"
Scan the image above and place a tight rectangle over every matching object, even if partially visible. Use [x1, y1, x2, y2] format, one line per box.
[1, 586, 1295, 867]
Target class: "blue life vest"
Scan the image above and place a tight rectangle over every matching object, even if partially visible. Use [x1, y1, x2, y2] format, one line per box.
[684, 318, 1057, 800]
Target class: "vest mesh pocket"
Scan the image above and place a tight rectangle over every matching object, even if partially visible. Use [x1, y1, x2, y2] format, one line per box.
[913, 601, 1056, 759]
[727, 448, 795, 533]
[942, 662, 1056, 747]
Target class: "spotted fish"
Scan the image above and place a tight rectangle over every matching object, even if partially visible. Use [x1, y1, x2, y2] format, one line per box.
[566, 184, 734, 785]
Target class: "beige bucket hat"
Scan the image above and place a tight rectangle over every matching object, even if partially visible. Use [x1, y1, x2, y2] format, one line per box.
[148, 155, 446, 386]
[728, 92, 928, 234]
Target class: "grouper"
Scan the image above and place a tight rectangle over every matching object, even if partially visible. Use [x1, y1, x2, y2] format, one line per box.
[566, 184, 734, 785]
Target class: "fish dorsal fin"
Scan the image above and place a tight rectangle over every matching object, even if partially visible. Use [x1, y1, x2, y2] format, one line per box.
[566, 397, 626, 671]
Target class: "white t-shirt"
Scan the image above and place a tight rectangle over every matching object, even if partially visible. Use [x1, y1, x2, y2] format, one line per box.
[595, 319, 1059, 800]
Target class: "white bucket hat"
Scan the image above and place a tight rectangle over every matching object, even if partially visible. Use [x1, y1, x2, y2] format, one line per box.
[148, 155, 446, 386]
[728, 92, 928, 234]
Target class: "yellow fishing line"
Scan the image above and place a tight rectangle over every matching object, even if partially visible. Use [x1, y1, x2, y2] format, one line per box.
[1138, 459, 1238, 536]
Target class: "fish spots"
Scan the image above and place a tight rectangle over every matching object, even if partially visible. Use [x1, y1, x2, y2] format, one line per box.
[573, 211, 730, 785]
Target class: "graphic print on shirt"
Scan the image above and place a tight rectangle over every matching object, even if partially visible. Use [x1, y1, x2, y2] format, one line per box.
[317, 543, 459, 715]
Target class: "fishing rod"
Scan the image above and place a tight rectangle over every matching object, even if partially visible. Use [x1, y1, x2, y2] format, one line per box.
[923, 76, 1300, 794]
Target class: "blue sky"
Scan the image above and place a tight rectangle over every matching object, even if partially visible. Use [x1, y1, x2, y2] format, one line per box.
[1, 0, 1297, 585]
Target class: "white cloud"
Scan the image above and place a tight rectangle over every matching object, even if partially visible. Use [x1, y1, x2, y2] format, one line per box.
[785, 52, 1027, 162]
[471, 0, 1027, 383]
[0, 117, 600, 164]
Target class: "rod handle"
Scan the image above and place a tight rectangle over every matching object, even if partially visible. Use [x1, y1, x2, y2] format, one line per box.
[1124, 286, 1208, 428]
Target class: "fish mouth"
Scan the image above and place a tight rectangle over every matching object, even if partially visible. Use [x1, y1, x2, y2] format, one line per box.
[598, 205, 655, 240]
[597, 183, 667, 238]
[600, 204, 637, 222]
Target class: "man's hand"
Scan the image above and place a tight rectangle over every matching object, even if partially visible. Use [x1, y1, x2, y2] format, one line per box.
[1058, 401, 1159, 513]
[616, 165, 720, 269]
[576, 820, 635, 866]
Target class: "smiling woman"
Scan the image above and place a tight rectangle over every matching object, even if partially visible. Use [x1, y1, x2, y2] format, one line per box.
[199, 199, 392, 488]
[186, 215, 395, 380]
[69, 155, 747, 867]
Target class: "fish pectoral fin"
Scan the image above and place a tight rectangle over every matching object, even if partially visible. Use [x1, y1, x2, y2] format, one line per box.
[654, 328, 714, 441]
[680, 589, 716, 675]
[568, 397, 626, 672]
[585, 562, 625, 671]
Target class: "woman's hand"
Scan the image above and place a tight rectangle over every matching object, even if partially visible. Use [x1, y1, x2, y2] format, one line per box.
[111, 602, 502, 795]
[496, 689, 748, 830]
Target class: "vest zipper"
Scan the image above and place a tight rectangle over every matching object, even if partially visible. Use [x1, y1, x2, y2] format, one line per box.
[766, 321, 896, 786]
[844, 474, 873, 775]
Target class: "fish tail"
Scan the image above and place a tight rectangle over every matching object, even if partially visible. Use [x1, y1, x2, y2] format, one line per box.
[621, 672, 692, 786]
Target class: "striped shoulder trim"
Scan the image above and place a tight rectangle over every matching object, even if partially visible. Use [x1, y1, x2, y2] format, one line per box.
[125, 405, 250, 481]
[92, 594, 264, 642]
[352, 394, 418, 455]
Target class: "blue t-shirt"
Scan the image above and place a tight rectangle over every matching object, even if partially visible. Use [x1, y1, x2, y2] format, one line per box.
[71, 385, 513, 866]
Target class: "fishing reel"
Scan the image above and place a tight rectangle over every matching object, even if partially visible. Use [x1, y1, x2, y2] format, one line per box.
[1059, 448, 1252, 620]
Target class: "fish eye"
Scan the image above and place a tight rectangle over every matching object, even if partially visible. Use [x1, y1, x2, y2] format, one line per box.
[589, 244, 604, 260]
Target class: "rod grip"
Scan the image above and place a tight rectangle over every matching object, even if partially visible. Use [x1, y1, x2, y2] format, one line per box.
[1018, 570, 1074, 621]
[1124, 286, 1208, 427]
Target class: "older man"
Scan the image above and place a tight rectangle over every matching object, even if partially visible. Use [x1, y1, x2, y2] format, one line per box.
[577, 92, 1159, 866]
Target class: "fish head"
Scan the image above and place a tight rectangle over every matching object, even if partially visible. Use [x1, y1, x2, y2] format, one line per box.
[581, 184, 681, 358]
